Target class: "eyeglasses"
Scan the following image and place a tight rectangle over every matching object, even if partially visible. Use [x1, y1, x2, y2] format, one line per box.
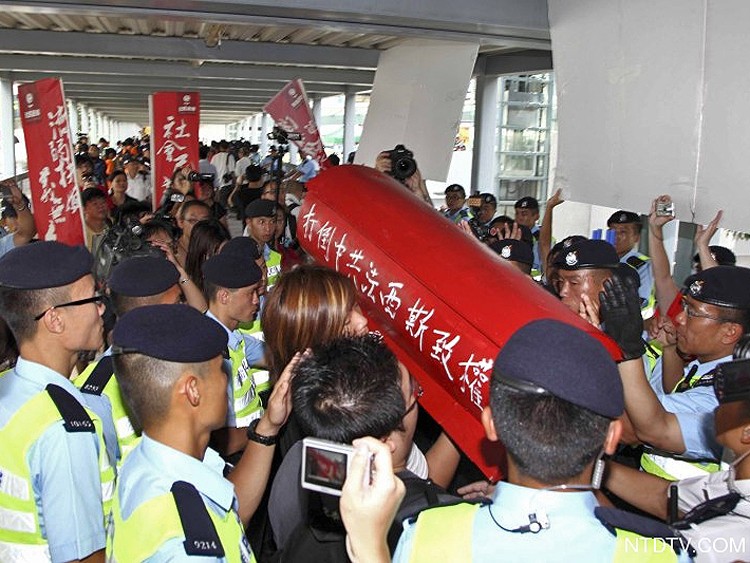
[402, 375, 424, 419]
[34, 294, 104, 321]
[679, 297, 733, 323]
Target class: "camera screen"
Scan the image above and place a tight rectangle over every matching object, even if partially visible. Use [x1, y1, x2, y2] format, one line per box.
[304, 445, 348, 491]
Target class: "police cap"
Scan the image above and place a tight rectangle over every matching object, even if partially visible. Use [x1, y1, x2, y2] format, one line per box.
[692, 245, 736, 267]
[444, 184, 465, 196]
[113, 304, 227, 362]
[202, 252, 262, 289]
[0, 241, 93, 289]
[552, 239, 620, 270]
[478, 193, 497, 206]
[514, 196, 539, 210]
[244, 199, 277, 219]
[108, 256, 180, 297]
[607, 210, 642, 228]
[493, 319, 623, 418]
[683, 266, 750, 310]
[221, 236, 261, 261]
[490, 239, 533, 266]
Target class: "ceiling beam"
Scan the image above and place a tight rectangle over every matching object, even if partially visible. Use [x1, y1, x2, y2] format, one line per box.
[0, 29, 380, 69]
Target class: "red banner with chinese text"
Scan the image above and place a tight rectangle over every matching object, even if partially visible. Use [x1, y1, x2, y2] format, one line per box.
[263, 79, 327, 165]
[149, 92, 200, 210]
[18, 78, 84, 246]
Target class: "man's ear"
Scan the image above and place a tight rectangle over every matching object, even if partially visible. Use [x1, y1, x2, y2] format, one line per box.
[41, 308, 65, 335]
[720, 322, 743, 346]
[481, 406, 499, 442]
[603, 419, 623, 456]
[177, 373, 201, 408]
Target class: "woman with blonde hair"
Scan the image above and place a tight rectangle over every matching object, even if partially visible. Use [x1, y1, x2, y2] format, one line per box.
[262, 264, 459, 488]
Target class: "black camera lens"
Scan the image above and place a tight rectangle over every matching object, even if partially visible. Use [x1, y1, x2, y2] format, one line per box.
[387, 144, 417, 182]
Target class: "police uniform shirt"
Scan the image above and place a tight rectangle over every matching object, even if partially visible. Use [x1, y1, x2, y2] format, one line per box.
[530, 224, 543, 274]
[649, 356, 729, 460]
[676, 470, 750, 562]
[0, 233, 15, 258]
[442, 206, 473, 224]
[393, 481, 691, 562]
[205, 310, 264, 427]
[0, 358, 106, 561]
[74, 347, 121, 466]
[620, 248, 655, 313]
[296, 158, 319, 183]
[113, 434, 245, 561]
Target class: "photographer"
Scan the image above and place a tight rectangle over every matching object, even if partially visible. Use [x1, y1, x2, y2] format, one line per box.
[375, 145, 433, 205]
[0, 178, 36, 258]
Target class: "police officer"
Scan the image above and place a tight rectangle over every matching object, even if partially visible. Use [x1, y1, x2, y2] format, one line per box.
[0, 241, 112, 561]
[442, 184, 473, 224]
[244, 199, 282, 292]
[473, 193, 497, 227]
[514, 196, 544, 278]
[489, 238, 534, 277]
[599, 268, 750, 481]
[107, 304, 296, 561]
[203, 245, 265, 459]
[74, 255, 183, 464]
[607, 210, 656, 319]
[393, 319, 688, 562]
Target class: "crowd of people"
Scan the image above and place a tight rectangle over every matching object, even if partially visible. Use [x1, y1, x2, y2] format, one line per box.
[0, 138, 748, 563]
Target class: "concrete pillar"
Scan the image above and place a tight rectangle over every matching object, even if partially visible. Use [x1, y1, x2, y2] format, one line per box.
[67, 99, 78, 140]
[0, 76, 15, 178]
[288, 142, 299, 165]
[260, 112, 271, 155]
[96, 113, 104, 143]
[79, 104, 89, 138]
[471, 74, 499, 195]
[343, 89, 357, 162]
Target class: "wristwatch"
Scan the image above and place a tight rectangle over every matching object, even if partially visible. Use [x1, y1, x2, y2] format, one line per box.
[246, 418, 278, 446]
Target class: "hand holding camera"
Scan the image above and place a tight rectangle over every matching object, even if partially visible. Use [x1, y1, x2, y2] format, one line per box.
[649, 195, 676, 230]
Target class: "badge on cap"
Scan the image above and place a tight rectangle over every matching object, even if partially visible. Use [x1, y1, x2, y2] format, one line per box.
[689, 280, 704, 296]
[619, 213, 627, 222]
[501, 245, 512, 259]
[565, 251, 578, 266]
[563, 239, 574, 248]
[520, 201, 529, 208]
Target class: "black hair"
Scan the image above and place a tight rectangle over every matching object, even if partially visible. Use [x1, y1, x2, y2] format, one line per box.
[489, 376, 610, 485]
[75, 154, 94, 169]
[199, 145, 210, 159]
[292, 334, 406, 444]
[0, 286, 69, 344]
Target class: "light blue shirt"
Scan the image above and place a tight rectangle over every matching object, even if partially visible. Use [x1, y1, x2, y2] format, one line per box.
[0, 357, 106, 561]
[296, 158, 319, 183]
[77, 346, 121, 466]
[649, 355, 728, 459]
[0, 232, 15, 258]
[621, 248, 655, 312]
[394, 481, 690, 562]
[205, 310, 264, 426]
[113, 435, 249, 562]
[443, 206, 473, 224]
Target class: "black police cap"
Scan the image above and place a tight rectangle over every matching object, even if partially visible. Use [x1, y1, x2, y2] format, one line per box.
[692, 245, 736, 267]
[553, 239, 620, 270]
[113, 304, 227, 362]
[0, 241, 93, 289]
[607, 210, 642, 227]
[244, 199, 277, 219]
[493, 319, 623, 418]
[444, 184, 465, 195]
[683, 266, 750, 310]
[202, 252, 262, 289]
[490, 239, 533, 266]
[221, 236, 261, 261]
[478, 193, 497, 206]
[108, 256, 180, 297]
[514, 196, 539, 210]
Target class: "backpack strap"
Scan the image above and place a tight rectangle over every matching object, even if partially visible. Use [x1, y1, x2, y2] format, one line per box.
[45, 383, 95, 433]
[79, 355, 115, 396]
[171, 480, 225, 558]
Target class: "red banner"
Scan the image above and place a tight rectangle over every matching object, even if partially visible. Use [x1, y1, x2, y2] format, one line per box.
[18, 78, 84, 246]
[149, 92, 200, 209]
[300, 166, 622, 479]
[263, 79, 327, 165]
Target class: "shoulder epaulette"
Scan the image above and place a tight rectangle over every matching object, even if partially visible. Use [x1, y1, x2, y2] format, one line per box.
[80, 355, 115, 396]
[626, 255, 649, 270]
[171, 480, 225, 558]
[594, 507, 685, 555]
[45, 383, 95, 433]
[406, 497, 490, 525]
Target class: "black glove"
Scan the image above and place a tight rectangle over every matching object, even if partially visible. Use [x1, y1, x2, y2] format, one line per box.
[599, 274, 645, 361]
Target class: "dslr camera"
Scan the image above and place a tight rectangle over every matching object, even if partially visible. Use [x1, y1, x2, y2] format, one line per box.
[387, 144, 417, 182]
[187, 171, 215, 183]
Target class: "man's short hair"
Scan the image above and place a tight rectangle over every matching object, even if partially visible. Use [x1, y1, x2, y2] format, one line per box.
[489, 377, 610, 484]
[292, 334, 405, 444]
[178, 199, 211, 220]
[0, 286, 69, 343]
[109, 291, 172, 318]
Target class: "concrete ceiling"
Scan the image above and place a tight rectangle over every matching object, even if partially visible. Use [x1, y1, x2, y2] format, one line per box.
[0, 1, 551, 124]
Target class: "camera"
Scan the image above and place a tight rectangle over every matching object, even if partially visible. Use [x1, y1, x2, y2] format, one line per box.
[187, 171, 215, 183]
[267, 126, 302, 145]
[301, 437, 371, 497]
[714, 335, 750, 404]
[656, 201, 675, 217]
[467, 217, 491, 242]
[387, 144, 417, 182]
